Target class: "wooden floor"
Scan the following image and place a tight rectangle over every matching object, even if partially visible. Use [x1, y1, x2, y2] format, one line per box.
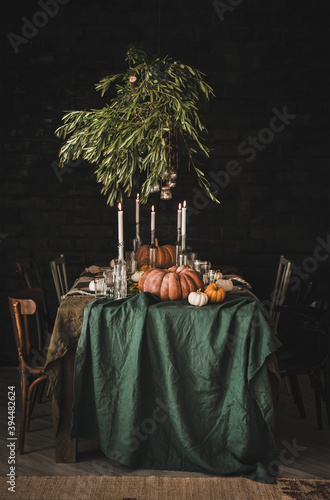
[0, 368, 329, 479]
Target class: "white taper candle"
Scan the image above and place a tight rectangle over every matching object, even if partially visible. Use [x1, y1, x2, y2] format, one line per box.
[118, 202, 124, 244]
[182, 200, 187, 236]
[151, 205, 155, 232]
[177, 203, 182, 230]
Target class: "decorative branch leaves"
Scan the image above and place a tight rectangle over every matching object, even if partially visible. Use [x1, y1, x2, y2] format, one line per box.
[55, 46, 219, 205]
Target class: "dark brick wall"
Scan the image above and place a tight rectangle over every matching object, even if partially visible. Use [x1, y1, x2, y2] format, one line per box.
[1, 0, 329, 361]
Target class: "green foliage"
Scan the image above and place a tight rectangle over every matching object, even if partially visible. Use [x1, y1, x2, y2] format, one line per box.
[55, 46, 219, 206]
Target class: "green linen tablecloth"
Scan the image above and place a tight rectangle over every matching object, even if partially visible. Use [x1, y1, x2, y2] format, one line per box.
[71, 291, 281, 483]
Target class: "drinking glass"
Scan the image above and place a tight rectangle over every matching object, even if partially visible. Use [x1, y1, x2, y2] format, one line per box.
[200, 261, 211, 286]
[193, 260, 201, 273]
[125, 251, 137, 278]
[187, 252, 198, 268]
[103, 269, 115, 297]
[94, 277, 107, 298]
[200, 261, 211, 275]
[208, 270, 216, 284]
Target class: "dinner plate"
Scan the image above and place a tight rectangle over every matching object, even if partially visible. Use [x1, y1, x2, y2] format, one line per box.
[224, 275, 252, 289]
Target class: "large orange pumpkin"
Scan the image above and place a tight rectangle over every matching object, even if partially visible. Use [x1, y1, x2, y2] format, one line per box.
[136, 244, 176, 269]
[138, 265, 204, 301]
[204, 283, 226, 303]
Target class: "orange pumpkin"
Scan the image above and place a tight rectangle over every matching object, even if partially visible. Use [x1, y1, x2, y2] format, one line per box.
[204, 283, 226, 303]
[135, 244, 176, 269]
[138, 265, 204, 301]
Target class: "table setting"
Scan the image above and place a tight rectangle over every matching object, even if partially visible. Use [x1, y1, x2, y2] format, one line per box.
[44, 199, 281, 481]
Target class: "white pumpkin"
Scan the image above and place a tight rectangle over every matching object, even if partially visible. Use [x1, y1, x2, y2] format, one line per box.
[216, 279, 233, 292]
[188, 289, 209, 307]
[131, 270, 144, 283]
[214, 270, 223, 280]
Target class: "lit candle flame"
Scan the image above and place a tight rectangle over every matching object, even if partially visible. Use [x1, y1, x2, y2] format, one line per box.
[151, 205, 155, 212]
[178, 203, 182, 210]
[137, 194, 139, 201]
[118, 202, 122, 211]
[183, 200, 187, 208]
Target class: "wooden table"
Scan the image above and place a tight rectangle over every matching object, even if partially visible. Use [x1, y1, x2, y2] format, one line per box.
[45, 266, 281, 465]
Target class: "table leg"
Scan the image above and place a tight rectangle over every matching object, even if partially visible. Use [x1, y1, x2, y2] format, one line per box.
[55, 348, 77, 462]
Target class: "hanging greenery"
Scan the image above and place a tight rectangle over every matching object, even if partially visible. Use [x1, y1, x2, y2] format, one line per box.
[55, 46, 219, 206]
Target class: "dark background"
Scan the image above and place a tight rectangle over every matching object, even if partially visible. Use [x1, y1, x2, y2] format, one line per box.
[1, 0, 329, 363]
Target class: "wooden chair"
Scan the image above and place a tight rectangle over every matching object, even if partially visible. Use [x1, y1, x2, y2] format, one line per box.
[270, 255, 330, 429]
[269, 255, 294, 335]
[50, 254, 69, 304]
[8, 288, 48, 454]
[15, 257, 52, 351]
[277, 308, 330, 430]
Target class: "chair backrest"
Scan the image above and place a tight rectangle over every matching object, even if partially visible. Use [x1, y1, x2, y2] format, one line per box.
[8, 289, 43, 366]
[16, 257, 44, 290]
[16, 256, 50, 317]
[15, 258, 51, 349]
[270, 255, 293, 333]
[50, 254, 69, 304]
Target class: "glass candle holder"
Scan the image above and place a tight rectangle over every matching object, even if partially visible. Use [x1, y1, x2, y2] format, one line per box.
[150, 183, 160, 193]
[175, 227, 181, 266]
[133, 222, 142, 251]
[118, 241, 124, 262]
[114, 260, 127, 299]
[148, 227, 157, 268]
[179, 250, 188, 266]
[160, 185, 172, 200]
[179, 233, 188, 265]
